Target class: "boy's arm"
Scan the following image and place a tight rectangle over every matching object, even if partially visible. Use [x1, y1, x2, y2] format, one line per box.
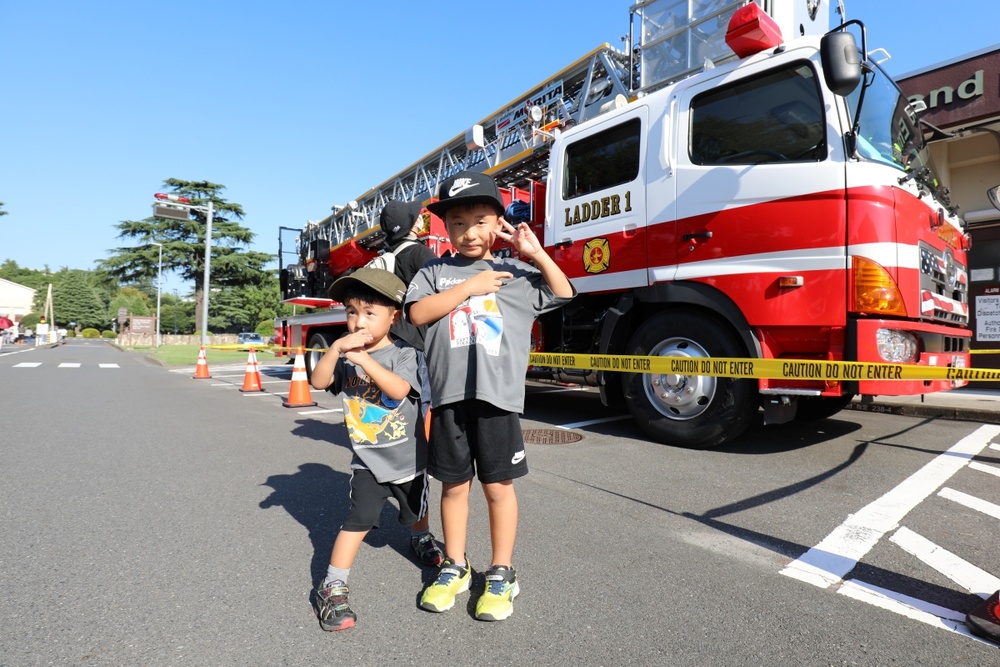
[310, 337, 345, 391]
[408, 271, 513, 326]
[499, 220, 575, 298]
[345, 351, 412, 401]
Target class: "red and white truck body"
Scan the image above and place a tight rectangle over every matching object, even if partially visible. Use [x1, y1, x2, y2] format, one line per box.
[277, 1, 970, 448]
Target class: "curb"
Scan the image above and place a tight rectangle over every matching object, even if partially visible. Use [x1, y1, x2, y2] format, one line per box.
[846, 400, 999, 424]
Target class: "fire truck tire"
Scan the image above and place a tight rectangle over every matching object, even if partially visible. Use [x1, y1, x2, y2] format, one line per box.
[794, 394, 856, 421]
[622, 312, 757, 449]
[305, 333, 332, 378]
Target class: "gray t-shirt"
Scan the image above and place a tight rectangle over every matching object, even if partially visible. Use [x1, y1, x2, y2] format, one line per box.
[405, 255, 573, 413]
[330, 339, 426, 483]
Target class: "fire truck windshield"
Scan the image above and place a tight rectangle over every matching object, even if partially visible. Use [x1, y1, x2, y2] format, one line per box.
[847, 62, 942, 187]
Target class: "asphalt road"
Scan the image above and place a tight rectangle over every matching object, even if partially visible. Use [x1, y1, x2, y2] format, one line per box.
[1, 340, 997, 666]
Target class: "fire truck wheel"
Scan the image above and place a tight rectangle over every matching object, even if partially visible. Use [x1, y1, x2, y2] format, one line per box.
[305, 332, 333, 378]
[622, 312, 757, 449]
[794, 394, 856, 421]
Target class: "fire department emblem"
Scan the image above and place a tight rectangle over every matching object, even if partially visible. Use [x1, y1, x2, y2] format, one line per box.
[583, 237, 611, 274]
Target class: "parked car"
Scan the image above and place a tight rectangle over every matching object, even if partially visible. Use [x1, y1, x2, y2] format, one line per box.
[236, 332, 265, 350]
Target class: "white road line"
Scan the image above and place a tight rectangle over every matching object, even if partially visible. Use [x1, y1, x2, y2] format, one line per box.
[98, 363, 119, 368]
[58, 363, 81, 368]
[296, 408, 342, 415]
[13, 362, 42, 368]
[557, 415, 631, 429]
[939, 487, 1000, 522]
[968, 461, 1000, 478]
[780, 424, 1000, 588]
[890, 526, 1000, 598]
[837, 580, 992, 646]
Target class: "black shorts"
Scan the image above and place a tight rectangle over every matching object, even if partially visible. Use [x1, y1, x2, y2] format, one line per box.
[341, 468, 429, 532]
[429, 400, 527, 484]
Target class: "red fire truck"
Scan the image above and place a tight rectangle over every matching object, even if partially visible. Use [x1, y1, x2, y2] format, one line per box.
[276, 0, 970, 448]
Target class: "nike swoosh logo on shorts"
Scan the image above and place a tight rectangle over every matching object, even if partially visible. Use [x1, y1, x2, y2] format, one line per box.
[511, 451, 525, 464]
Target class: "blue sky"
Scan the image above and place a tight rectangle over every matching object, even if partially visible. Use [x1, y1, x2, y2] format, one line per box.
[2, 1, 997, 296]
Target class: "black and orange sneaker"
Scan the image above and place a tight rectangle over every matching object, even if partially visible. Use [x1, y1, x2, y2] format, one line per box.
[315, 580, 356, 631]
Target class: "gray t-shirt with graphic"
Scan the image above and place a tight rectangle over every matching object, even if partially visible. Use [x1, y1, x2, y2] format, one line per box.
[330, 339, 426, 483]
[405, 255, 573, 413]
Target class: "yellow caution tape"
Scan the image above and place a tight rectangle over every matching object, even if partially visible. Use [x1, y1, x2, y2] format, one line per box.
[527, 352, 1000, 382]
[212, 345, 998, 381]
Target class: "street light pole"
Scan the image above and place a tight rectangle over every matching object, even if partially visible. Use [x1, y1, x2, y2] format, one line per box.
[151, 242, 163, 348]
[201, 201, 213, 348]
[153, 193, 213, 348]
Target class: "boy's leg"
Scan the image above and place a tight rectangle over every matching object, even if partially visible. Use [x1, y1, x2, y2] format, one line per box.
[482, 479, 518, 568]
[418, 480, 473, 613]
[317, 530, 366, 632]
[440, 480, 472, 563]
[316, 469, 387, 631]
[475, 482, 521, 622]
[330, 529, 367, 571]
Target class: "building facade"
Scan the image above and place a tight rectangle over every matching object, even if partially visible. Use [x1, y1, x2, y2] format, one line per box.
[0, 278, 36, 323]
[899, 45, 1000, 383]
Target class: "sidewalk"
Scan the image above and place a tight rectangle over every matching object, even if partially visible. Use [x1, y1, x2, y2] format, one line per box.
[848, 387, 1000, 423]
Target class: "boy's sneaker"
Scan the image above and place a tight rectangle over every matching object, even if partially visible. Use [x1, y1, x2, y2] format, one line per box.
[315, 580, 356, 631]
[410, 532, 445, 567]
[418, 558, 471, 612]
[475, 565, 519, 621]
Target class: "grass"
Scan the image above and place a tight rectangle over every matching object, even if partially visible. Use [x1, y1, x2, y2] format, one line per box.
[136, 344, 282, 367]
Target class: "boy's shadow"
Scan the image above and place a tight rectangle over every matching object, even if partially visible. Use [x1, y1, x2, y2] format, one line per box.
[259, 460, 434, 594]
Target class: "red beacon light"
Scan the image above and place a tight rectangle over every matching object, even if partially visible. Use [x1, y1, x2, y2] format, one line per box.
[154, 193, 192, 204]
[725, 3, 783, 59]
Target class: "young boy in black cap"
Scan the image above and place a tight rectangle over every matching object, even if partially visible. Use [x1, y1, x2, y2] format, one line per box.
[310, 268, 443, 631]
[406, 171, 575, 621]
[377, 200, 436, 350]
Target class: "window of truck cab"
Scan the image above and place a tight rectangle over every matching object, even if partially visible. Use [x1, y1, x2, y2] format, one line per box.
[562, 117, 641, 200]
[689, 61, 826, 165]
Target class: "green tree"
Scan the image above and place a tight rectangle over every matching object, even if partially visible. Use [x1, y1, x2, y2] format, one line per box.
[52, 271, 107, 329]
[97, 179, 274, 334]
[0, 202, 7, 217]
[108, 287, 152, 322]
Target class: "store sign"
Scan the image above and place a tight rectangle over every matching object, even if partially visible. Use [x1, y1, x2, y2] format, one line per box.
[899, 50, 1000, 128]
[976, 288, 1000, 342]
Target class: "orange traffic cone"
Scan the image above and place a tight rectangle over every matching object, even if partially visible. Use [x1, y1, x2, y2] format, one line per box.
[239, 348, 264, 392]
[282, 347, 316, 408]
[193, 346, 212, 379]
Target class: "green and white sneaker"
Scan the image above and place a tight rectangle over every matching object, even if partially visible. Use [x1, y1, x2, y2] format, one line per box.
[475, 565, 519, 621]
[419, 558, 471, 612]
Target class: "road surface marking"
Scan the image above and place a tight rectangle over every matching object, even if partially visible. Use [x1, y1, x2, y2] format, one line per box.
[557, 415, 631, 429]
[296, 408, 342, 415]
[13, 363, 42, 368]
[968, 461, 1000, 478]
[837, 580, 991, 646]
[780, 424, 1000, 588]
[939, 486, 1000, 522]
[58, 363, 81, 368]
[99, 363, 119, 368]
[889, 526, 1000, 598]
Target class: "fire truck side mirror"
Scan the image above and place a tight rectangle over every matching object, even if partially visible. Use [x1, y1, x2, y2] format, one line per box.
[987, 184, 1000, 212]
[820, 31, 861, 97]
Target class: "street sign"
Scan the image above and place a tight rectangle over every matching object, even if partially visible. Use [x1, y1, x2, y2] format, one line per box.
[153, 203, 190, 220]
[130, 316, 155, 334]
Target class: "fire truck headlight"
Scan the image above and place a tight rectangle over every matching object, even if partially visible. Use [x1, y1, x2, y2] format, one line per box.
[876, 329, 918, 363]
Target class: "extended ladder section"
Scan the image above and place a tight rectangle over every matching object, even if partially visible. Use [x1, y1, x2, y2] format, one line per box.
[299, 44, 633, 255]
[296, 0, 831, 258]
[633, 0, 831, 92]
